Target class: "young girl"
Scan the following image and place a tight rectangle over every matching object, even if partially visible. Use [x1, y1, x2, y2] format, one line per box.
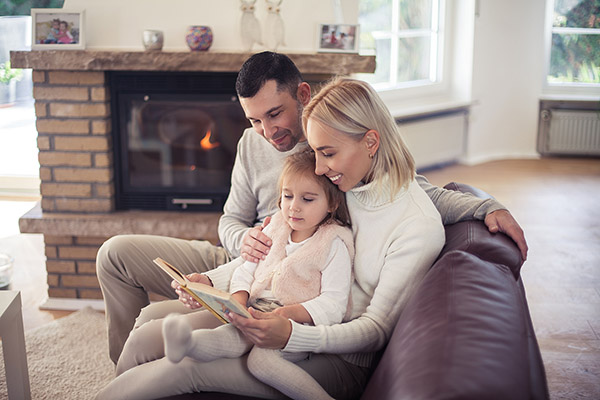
[161, 149, 353, 400]
[56, 21, 74, 44]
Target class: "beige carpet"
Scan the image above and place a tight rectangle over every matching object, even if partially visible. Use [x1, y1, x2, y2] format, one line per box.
[0, 307, 114, 400]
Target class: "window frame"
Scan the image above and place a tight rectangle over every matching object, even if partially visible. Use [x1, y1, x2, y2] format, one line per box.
[357, 0, 469, 117]
[542, 0, 600, 97]
[359, 0, 446, 92]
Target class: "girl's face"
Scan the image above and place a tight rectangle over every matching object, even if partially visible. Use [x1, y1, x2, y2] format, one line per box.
[281, 174, 331, 243]
[306, 118, 373, 192]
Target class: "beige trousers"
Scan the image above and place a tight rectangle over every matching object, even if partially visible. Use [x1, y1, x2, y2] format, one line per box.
[96, 234, 231, 363]
[95, 300, 370, 400]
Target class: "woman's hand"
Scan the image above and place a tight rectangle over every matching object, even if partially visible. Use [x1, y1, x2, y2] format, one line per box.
[228, 307, 292, 349]
[171, 273, 212, 309]
[240, 216, 272, 263]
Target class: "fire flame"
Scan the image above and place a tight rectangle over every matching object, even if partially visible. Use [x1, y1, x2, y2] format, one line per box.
[200, 130, 220, 150]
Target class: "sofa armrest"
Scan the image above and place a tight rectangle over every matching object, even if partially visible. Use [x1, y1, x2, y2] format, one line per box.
[441, 221, 523, 279]
[439, 182, 523, 279]
[361, 251, 532, 400]
[443, 181, 493, 199]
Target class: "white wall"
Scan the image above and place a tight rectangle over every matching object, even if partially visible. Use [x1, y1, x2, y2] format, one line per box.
[63, 0, 358, 52]
[62, 0, 547, 163]
[465, 0, 546, 163]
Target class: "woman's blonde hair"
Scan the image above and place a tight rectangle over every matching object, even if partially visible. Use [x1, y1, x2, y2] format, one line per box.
[278, 149, 351, 227]
[302, 77, 415, 198]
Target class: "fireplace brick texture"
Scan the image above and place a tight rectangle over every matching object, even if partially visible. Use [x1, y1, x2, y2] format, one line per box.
[32, 70, 114, 299]
[33, 70, 113, 214]
[44, 235, 108, 300]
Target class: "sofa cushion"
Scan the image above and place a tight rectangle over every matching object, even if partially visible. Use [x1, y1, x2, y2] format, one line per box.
[361, 250, 531, 400]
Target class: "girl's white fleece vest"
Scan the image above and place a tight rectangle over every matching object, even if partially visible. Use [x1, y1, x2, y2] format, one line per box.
[249, 211, 354, 309]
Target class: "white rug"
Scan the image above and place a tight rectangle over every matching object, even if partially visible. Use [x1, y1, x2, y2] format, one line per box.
[0, 307, 115, 400]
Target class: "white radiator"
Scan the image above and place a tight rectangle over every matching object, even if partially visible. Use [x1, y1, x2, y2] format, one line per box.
[538, 107, 600, 156]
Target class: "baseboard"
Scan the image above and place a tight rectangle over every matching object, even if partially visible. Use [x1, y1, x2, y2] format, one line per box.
[40, 297, 106, 312]
[461, 152, 540, 166]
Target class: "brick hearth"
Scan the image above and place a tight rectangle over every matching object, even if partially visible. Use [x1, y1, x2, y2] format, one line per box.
[11, 50, 375, 301]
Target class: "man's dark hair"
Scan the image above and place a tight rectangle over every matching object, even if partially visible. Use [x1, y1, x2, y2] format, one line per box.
[235, 51, 303, 99]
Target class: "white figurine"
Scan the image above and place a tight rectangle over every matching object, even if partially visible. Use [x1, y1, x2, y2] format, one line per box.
[264, 0, 285, 51]
[240, 0, 262, 51]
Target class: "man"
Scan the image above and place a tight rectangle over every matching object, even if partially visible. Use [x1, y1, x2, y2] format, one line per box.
[97, 51, 527, 365]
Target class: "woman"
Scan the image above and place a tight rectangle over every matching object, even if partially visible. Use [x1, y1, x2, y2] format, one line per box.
[228, 76, 445, 392]
[96, 77, 445, 399]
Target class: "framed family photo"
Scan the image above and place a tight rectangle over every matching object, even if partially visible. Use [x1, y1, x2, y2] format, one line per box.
[31, 9, 85, 50]
[317, 24, 359, 53]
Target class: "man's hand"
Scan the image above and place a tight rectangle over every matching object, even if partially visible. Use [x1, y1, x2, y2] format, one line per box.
[171, 273, 212, 309]
[485, 209, 528, 261]
[228, 308, 292, 349]
[240, 216, 272, 263]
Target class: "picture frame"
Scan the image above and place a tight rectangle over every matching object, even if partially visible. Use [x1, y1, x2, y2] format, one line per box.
[317, 24, 360, 53]
[31, 9, 85, 50]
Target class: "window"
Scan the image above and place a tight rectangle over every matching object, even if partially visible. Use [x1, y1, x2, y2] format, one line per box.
[546, 0, 600, 86]
[358, 0, 444, 91]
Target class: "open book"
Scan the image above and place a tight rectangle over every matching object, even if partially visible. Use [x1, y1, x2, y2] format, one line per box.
[153, 257, 252, 323]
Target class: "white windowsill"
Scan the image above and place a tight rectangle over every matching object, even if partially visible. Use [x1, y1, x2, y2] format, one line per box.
[385, 97, 472, 120]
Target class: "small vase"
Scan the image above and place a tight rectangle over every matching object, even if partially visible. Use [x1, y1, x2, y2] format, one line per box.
[186, 26, 213, 51]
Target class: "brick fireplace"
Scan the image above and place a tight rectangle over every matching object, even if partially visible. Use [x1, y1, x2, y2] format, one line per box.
[10, 50, 375, 303]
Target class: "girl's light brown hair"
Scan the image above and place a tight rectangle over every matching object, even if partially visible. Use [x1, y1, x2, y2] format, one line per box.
[302, 77, 415, 198]
[278, 149, 351, 227]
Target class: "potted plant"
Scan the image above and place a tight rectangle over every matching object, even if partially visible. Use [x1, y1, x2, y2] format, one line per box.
[0, 61, 23, 106]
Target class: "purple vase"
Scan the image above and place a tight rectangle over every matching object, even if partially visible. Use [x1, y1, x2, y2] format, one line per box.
[186, 26, 213, 51]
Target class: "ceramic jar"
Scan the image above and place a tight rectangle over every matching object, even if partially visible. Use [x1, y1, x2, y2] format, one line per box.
[186, 26, 213, 51]
[142, 30, 164, 51]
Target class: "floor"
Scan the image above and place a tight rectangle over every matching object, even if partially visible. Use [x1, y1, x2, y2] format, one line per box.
[1, 101, 599, 398]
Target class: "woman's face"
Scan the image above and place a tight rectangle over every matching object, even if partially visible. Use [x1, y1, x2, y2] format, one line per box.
[306, 118, 373, 192]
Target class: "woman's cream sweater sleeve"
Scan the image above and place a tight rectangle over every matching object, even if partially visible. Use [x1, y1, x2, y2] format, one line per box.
[284, 215, 445, 356]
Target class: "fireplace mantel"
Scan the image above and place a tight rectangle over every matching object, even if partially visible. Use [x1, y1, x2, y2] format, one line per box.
[11, 50, 376, 75]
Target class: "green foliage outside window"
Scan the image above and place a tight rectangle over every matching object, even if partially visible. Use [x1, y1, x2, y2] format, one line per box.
[0, 0, 65, 16]
[549, 0, 600, 84]
[0, 61, 23, 84]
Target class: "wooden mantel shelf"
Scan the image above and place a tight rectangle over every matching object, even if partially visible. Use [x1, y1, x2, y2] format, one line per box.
[10, 50, 376, 75]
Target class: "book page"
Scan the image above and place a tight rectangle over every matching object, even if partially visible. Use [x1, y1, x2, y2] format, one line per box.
[153, 257, 251, 322]
[187, 283, 252, 319]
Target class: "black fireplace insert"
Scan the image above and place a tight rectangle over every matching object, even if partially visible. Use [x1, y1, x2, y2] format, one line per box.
[109, 71, 250, 211]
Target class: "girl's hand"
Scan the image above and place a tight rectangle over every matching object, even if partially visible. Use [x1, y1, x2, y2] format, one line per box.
[241, 216, 272, 263]
[171, 273, 212, 309]
[231, 291, 249, 308]
[228, 307, 292, 349]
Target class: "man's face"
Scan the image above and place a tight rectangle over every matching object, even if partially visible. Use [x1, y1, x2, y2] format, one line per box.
[239, 80, 305, 152]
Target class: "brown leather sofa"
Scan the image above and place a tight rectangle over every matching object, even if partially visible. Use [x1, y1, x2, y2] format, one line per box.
[162, 183, 549, 400]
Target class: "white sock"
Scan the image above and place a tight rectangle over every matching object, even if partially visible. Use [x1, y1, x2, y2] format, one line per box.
[162, 314, 193, 363]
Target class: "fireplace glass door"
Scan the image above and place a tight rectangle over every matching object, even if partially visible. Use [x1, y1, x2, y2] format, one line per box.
[111, 72, 249, 211]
